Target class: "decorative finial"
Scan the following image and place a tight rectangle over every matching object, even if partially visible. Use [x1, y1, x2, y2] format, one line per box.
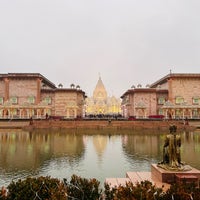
[170, 69, 172, 74]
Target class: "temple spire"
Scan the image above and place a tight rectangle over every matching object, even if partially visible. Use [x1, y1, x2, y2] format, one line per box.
[93, 75, 107, 99]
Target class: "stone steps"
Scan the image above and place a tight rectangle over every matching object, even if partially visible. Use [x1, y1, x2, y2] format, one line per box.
[105, 171, 171, 190]
[105, 164, 200, 191]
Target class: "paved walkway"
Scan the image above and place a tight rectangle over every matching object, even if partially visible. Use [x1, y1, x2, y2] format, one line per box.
[105, 171, 170, 191]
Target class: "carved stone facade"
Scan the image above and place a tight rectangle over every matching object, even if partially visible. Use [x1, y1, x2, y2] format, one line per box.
[85, 77, 121, 115]
[121, 73, 200, 119]
[0, 73, 86, 119]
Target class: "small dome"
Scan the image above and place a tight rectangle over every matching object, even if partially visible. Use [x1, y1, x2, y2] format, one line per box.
[146, 84, 150, 88]
[131, 85, 136, 89]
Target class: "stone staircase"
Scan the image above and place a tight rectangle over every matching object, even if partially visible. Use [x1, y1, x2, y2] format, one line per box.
[105, 171, 170, 190]
[105, 163, 200, 191]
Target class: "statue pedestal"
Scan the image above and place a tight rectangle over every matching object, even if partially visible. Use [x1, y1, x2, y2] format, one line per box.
[151, 164, 200, 184]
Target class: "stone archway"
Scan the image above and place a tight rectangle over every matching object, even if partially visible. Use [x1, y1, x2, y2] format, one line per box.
[136, 108, 146, 118]
[66, 106, 77, 119]
[20, 109, 28, 118]
[135, 101, 146, 118]
[3, 109, 9, 118]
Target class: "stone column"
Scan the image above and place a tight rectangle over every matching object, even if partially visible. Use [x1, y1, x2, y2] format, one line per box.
[19, 109, 22, 119]
[4, 78, 10, 101]
[190, 110, 192, 119]
[144, 110, 147, 118]
[36, 78, 42, 104]
[165, 109, 168, 118]
[74, 108, 77, 118]
[36, 109, 39, 118]
[168, 78, 173, 102]
[182, 109, 185, 118]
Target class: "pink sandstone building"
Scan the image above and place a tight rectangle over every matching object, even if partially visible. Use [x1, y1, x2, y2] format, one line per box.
[1, 72, 200, 120]
[0, 73, 86, 119]
[121, 73, 200, 119]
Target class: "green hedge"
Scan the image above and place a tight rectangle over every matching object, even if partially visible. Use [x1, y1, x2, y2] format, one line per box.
[0, 175, 200, 200]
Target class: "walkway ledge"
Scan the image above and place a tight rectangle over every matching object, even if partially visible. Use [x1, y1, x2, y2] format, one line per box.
[105, 170, 170, 191]
[105, 163, 200, 191]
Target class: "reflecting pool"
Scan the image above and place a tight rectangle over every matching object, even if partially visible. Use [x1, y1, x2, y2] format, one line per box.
[0, 129, 200, 187]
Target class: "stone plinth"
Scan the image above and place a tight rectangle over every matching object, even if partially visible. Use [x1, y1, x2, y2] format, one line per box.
[175, 174, 198, 186]
[151, 164, 200, 184]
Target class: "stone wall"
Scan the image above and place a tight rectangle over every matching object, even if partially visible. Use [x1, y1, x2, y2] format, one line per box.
[25, 119, 193, 132]
[171, 77, 200, 105]
[0, 80, 4, 97]
[9, 79, 38, 104]
[54, 91, 80, 117]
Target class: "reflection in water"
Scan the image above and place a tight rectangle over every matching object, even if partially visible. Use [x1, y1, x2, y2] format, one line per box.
[93, 135, 108, 158]
[0, 130, 85, 170]
[0, 129, 85, 186]
[0, 129, 200, 187]
[122, 134, 162, 171]
[181, 131, 200, 169]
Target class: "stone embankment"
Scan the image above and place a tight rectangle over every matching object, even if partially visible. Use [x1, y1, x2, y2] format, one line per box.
[0, 119, 197, 131]
[0, 120, 29, 129]
[27, 119, 195, 131]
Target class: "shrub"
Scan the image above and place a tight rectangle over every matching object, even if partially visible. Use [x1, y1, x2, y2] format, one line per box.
[104, 180, 164, 200]
[64, 174, 102, 200]
[0, 186, 7, 200]
[2, 175, 200, 200]
[164, 181, 200, 200]
[6, 176, 66, 200]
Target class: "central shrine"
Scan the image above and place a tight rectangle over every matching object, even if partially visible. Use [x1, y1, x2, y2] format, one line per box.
[85, 76, 121, 116]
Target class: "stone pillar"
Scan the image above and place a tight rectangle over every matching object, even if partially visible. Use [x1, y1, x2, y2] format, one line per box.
[27, 109, 30, 118]
[8, 109, 10, 118]
[36, 78, 42, 104]
[165, 109, 168, 118]
[4, 78, 10, 101]
[144, 110, 147, 118]
[182, 109, 185, 118]
[190, 110, 192, 119]
[168, 78, 173, 102]
[36, 109, 39, 118]
[74, 108, 77, 118]
[19, 109, 22, 119]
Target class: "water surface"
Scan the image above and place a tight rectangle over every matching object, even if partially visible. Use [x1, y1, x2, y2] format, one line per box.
[0, 129, 200, 187]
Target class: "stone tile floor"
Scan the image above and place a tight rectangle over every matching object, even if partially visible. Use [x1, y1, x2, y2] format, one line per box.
[105, 171, 171, 191]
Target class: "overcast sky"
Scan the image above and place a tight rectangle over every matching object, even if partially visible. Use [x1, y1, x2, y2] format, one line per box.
[0, 0, 200, 97]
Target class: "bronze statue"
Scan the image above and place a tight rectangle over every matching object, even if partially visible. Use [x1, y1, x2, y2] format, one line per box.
[158, 125, 191, 171]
